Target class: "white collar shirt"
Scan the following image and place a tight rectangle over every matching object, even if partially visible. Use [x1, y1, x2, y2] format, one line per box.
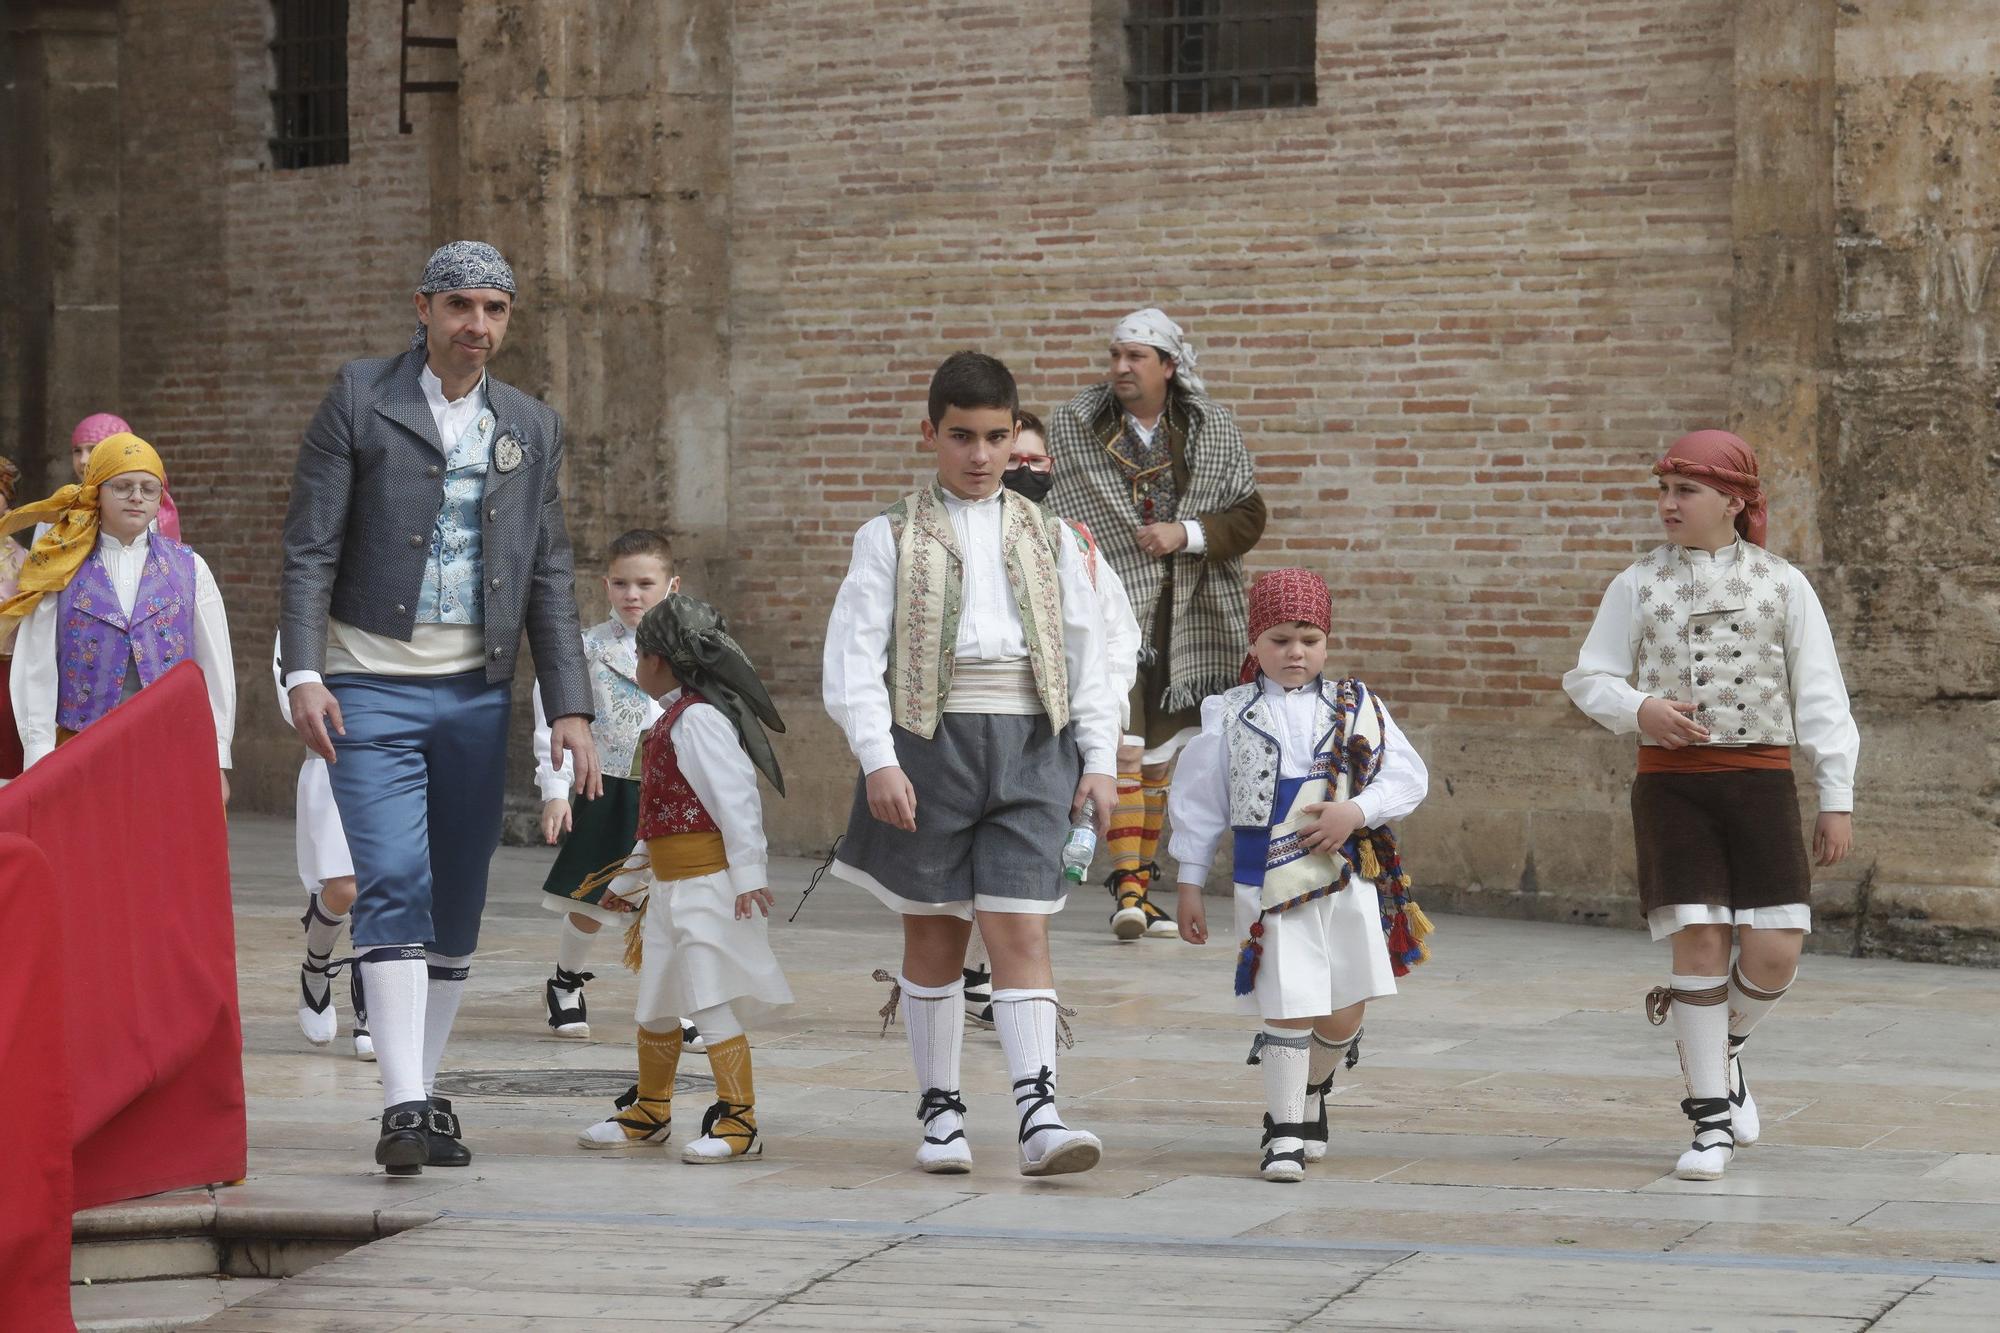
[419, 363, 489, 448]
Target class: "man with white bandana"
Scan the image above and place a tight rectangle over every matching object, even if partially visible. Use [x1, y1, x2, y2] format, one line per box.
[281, 241, 601, 1175]
[1047, 308, 1266, 941]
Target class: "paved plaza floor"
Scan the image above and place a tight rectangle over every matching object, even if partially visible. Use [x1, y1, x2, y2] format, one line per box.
[77, 815, 2000, 1330]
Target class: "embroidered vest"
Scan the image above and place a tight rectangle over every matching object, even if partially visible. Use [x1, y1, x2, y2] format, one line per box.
[1629, 543, 1796, 747]
[55, 537, 198, 733]
[415, 404, 495, 624]
[883, 485, 1070, 739]
[636, 690, 724, 842]
[580, 619, 659, 776]
[1224, 678, 1386, 907]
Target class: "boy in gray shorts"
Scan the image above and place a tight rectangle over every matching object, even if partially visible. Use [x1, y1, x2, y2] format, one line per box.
[823, 351, 1117, 1177]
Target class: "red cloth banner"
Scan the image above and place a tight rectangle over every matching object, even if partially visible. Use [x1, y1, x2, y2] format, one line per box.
[0, 833, 73, 1330]
[0, 659, 245, 1220]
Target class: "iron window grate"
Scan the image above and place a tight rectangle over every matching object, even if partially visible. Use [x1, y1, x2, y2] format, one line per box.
[1124, 0, 1317, 116]
[270, 0, 350, 169]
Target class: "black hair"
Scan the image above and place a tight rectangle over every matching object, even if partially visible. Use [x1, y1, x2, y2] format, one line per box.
[927, 351, 1018, 426]
[607, 527, 675, 570]
[1014, 408, 1047, 438]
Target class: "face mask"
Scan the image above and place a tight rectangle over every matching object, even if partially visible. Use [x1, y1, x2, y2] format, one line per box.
[1003, 467, 1053, 504]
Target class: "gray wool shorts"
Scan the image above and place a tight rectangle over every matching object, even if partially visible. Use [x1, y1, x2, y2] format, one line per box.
[831, 713, 1082, 919]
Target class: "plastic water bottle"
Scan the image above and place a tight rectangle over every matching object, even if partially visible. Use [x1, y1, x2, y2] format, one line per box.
[1060, 799, 1097, 883]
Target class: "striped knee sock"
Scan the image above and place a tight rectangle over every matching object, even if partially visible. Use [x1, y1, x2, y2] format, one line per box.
[1138, 779, 1170, 887]
[1109, 763, 1144, 886]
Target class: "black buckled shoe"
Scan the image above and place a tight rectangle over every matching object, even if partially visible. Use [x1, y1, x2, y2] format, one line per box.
[425, 1096, 472, 1167]
[375, 1100, 431, 1176]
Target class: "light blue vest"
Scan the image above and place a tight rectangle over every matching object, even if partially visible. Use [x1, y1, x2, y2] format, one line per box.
[415, 404, 494, 624]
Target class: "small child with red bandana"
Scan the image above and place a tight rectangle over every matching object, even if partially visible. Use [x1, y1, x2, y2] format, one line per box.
[1169, 568, 1432, 1182]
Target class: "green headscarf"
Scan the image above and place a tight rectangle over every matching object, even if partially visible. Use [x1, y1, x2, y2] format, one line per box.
[636, 593, 787, 795]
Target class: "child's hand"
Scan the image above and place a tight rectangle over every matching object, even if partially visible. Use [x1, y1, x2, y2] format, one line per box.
[1298, 799, 1365, 853]
[1176, 883, 1208, 945]
[865, 766, 918, 831]
[220, 770, 231, 809]
[1814, 812, 1853, 867]
[541, 798, 572, 844]
[735, 887, 775, 920]
[1638, 697, 1709, 748]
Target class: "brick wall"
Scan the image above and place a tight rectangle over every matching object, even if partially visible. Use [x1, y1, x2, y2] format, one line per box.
[115, 0, 453, 800]
[726, 0, 1742, 913]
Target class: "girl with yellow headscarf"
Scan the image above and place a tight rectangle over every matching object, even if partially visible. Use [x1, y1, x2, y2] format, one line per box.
[0, 433, 235, 800]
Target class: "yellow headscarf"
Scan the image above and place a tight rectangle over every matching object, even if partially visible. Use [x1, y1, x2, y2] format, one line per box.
[0, 432, 167, 623]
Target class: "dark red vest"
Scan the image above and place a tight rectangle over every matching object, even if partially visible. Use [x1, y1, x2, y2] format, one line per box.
[636, 689, 723, 841]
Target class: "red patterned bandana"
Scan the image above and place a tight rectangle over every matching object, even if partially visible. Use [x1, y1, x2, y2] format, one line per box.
[1653, 429, 1767, 547]
[1240, 567, 1332, 683]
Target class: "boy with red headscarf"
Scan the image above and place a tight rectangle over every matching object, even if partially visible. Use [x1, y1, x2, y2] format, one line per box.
[1169, 567, 1432, 1182]
[1564, 430, 1859, 1181]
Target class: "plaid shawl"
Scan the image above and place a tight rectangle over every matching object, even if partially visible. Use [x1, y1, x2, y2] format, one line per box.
[1047, 382, 1256, 712]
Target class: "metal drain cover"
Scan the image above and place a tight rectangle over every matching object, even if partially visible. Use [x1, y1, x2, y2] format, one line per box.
[433, 1068, 713, 1099]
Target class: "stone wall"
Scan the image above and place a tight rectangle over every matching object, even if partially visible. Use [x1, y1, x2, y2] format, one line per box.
[8, 1, 1998, 962]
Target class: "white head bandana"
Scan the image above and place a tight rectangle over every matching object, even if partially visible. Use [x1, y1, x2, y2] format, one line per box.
[1109, 307, 1204, 397]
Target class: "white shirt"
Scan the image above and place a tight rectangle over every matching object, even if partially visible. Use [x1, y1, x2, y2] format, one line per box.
[12, 531, 236, 770]
[651, 687, 770, 896]
[1094, 555, 1142, 728]
[533, 672, 664, 802]
[1562, 542, 1858, 812]
[823, 486, 1120, 778]
[1169, 677, 1430, 885]
[420, 364, 489, 452]
[283, 364, 490, 691]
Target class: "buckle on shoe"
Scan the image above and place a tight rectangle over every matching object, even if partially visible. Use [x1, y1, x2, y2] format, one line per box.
[426, 1107, 463, 1139]
[383, 1108, 427, 1133]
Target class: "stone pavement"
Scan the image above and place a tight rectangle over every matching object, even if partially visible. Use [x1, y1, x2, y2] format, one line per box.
[79, 814, 2000, 1330]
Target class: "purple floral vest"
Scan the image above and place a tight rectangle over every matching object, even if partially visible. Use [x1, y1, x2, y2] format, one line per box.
[55, 536, 198, 733]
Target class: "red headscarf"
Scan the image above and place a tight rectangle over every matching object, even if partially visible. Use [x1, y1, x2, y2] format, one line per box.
[1240, 567, 1333, 684]
[1652, 429, 1766, 547]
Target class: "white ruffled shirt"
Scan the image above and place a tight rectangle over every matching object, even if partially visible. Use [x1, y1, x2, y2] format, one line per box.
[1169, 676, 1429, 885]
[12, 531, 235, 770]
[823, 485, 1119, 778]
[1561, 541, 1858, 812]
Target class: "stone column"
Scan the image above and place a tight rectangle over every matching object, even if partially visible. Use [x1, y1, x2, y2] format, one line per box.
[456, 0, 734, 612]
[1823, 3, 2000, 961]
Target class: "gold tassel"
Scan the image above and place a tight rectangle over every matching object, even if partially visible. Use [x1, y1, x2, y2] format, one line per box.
[1358, 838, 1384, 881]
[1408, 900, 1433, 940]
[574, 849, 649, 901]
[622, 900, 650, 972]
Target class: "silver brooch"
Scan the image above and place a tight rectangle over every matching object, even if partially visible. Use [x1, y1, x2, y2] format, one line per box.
[494, 433, 523, 473]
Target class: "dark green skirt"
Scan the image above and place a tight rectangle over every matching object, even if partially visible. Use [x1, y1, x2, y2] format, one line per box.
[539, 775, 643, 923]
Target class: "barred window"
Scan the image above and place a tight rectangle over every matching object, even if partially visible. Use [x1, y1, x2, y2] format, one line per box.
[269, 0, 350, 169]
[1124, 1, 1317, 116]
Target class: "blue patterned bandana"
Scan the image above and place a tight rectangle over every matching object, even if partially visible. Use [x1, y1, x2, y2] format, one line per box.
[411, 241, 516, 350]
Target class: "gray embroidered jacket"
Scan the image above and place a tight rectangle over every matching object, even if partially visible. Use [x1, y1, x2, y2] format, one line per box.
[279, 348, 592, 719]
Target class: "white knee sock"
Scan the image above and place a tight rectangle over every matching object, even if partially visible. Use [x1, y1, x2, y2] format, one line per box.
[360, 948, 428, 1108]
[1669, 973, 1731, 1100]
[900, 975, 965, 1135]
[1259, 1027, 1311, 1135]
[1728, 962, 1793, 1040]
[301, 894, 348, 1006]
[992, 987, 1064, 1141]
[555, 919, 595, 976]
[684, 1001, 743, 1044]
[422, 951, 473, 1097]
[1307, 1027, 1357, 1106]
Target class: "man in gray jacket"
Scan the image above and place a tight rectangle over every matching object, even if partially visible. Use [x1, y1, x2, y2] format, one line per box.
[281, 241, 602, 1175]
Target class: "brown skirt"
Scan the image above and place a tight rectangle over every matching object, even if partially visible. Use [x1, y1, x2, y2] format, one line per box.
[1631, 768, 1812, 916]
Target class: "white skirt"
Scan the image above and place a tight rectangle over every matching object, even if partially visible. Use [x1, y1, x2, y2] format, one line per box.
[634, 869, 794, 1029]
[1233, 878, 1398, 1020]
[1648, 902, 1812, 942]
[295, 757, 354, 891]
